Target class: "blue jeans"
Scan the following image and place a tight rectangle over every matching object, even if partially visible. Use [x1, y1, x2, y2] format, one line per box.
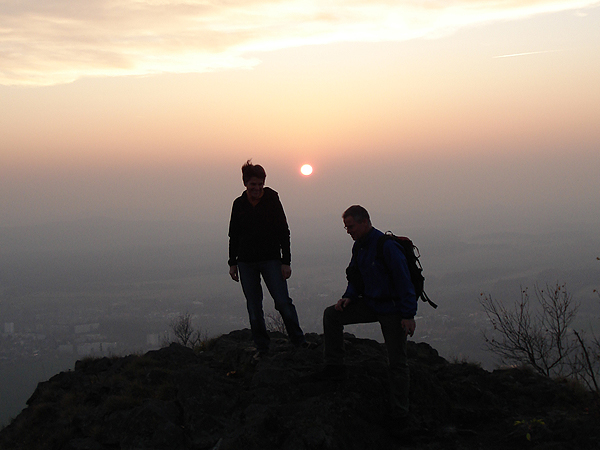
[238, 260, 305, 351]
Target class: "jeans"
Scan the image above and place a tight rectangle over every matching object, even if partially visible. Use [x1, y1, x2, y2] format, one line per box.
[323, 299, 410, 414]
[238, 260, 305, 351]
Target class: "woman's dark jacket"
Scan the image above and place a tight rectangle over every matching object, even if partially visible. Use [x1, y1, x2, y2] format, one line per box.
[228, 187, 291, 267]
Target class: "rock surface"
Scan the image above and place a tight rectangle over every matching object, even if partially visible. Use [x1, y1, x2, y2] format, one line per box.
[1, 329, 599, 449]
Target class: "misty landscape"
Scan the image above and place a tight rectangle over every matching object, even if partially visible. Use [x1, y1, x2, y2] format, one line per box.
[2, 214, 598, 426]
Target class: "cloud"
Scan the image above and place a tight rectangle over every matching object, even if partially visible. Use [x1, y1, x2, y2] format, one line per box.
[1, 0, 598, 86]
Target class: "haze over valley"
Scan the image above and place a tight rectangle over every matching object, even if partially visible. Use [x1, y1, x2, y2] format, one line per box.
[2, 214, 598, 425]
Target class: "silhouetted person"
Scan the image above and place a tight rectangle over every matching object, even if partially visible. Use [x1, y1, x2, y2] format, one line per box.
[228, 160, 309, 359]
[316, 205, 417, 418]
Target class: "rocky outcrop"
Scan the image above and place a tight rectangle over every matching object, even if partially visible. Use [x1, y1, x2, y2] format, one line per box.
[1, 329, 598, 450]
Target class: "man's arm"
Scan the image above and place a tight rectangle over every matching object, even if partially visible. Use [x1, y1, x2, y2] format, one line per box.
[401, 318, 416, 337]
[342, 246, 362, 300]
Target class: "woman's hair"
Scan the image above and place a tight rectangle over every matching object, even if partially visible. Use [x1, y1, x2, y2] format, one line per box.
[342, 205, 371, 224]
[241, 159, 266, 185]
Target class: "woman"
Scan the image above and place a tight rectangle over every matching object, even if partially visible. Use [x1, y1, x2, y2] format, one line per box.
[228, 160, 308, 358]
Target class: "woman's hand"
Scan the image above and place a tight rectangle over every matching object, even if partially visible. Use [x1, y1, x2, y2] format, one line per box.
[229, 265, 239, 282]
[281, 264, 292, 280]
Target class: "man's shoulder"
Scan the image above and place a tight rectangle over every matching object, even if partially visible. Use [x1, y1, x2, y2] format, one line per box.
[366, 227, 384, 246]
[354, 228, 384, 253]
[376, 232, 407, 257]
[371, 227, 384, 238]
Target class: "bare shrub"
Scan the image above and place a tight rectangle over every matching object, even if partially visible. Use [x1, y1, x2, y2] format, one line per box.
[169, 312, 205, 349]
[265, 311, 287, 335]
[479, 282, 579, 378]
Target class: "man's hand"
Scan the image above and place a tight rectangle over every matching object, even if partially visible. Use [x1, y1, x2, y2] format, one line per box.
[335, 297, 352, 311]
[281, 264, 292, 280]
[229, 265, 239, 282]
[401, 318, 416, 337]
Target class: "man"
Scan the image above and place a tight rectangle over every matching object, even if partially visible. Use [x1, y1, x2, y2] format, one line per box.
[318, 205, 417, 417]
[228, 160, 309, 359]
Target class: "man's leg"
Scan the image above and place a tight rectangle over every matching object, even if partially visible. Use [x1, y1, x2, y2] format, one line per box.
[323, 300, 378, 366]
[238, 261, 270, 352]
[260, 260, 305, 346]
[378, 314, 410, 415]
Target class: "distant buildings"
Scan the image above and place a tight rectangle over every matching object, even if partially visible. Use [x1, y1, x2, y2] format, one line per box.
[76, 342, 118, 356]
[1, 321, 119, 359]
[74, 323, 100, 334]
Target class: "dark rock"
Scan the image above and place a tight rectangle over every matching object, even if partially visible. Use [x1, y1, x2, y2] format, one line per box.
[1, 329, 599, 450]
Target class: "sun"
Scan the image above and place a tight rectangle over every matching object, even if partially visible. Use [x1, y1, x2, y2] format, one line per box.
[300, 164, 313, 176]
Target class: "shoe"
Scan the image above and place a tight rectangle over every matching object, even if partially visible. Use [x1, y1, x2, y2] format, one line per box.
[252, 350, 268, 362]
[305, 365, 347, 382]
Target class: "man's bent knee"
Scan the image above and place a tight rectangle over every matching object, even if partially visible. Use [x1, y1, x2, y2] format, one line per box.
[323, 305, 338, 321]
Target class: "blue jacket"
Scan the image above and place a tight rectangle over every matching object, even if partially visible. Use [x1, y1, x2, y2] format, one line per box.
[343, 227, 417, 318]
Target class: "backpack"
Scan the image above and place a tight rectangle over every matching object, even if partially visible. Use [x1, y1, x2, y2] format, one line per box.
[376, 232, 438, 309]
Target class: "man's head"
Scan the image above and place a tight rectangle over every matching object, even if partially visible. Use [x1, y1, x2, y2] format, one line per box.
[342, 205, 372, 241]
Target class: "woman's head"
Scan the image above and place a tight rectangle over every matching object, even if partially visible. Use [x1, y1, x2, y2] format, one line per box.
[241, 160, 266, 186]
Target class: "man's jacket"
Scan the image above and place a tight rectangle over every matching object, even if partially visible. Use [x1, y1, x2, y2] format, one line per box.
[343, 227, 417, 318]
[228, 187, 291, 266]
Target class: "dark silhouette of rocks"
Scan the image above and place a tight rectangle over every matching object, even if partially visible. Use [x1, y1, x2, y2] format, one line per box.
[1, 329, 598, 449]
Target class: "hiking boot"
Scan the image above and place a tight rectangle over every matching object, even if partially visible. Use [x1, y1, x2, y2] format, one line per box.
[305, 365, 347, 382]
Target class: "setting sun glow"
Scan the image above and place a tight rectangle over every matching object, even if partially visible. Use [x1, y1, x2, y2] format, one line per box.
[300, 164, 313, 176]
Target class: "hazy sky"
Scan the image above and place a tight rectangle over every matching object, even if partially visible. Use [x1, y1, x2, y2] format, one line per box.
[2, 0, 599, 234]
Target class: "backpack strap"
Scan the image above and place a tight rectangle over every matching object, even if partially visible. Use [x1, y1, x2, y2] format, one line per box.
[421, 290, 437, 309]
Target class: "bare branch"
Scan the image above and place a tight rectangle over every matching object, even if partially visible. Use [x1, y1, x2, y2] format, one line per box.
[573, 330, 600, 393]
[169, 312, 204, 348]
[265, 311, 287, 335]
[479, 282, 578, 378]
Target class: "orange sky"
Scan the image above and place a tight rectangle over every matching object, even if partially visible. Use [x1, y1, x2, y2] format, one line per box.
[1, 2, 599, 229]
